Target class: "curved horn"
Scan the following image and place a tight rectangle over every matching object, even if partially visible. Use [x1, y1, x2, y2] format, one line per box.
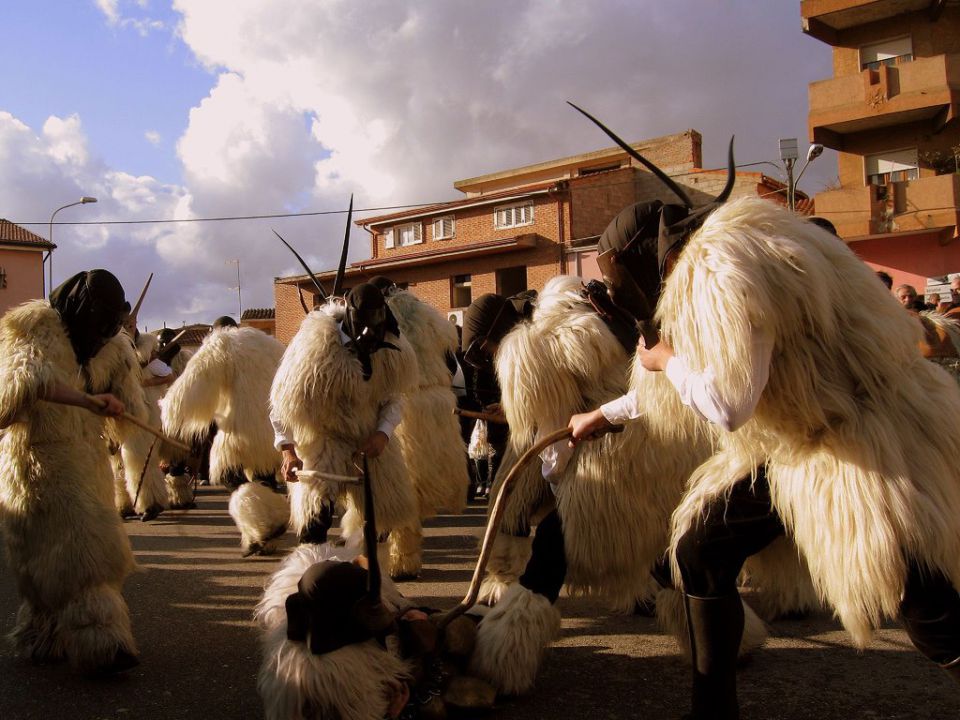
[165, 328, 189, 346]
[130, 273, 153, 324]
[272, 229, 328, 302]
[568, 101, 693, 209]
[332, 194, 353, 298]
[361, 453, 380, 600]
[714, 136, 736, 204]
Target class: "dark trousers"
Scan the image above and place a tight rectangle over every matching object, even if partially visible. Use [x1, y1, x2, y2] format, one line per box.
[519, 510, 567, 604]
[675, 467, 960, 666]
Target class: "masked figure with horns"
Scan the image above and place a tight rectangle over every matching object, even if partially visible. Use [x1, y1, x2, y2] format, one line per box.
[367, 275, 470, 579]
[0, 270, 150, 674]
[161, 315, 289, 557]
[269, 198, 419, 553]
[569, 108, 960, 719]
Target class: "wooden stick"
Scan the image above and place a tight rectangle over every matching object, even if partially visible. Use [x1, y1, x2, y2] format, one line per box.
[453, 407, 507, 424]
[436, 422, 625, 629]
[85, 394, 193, 454]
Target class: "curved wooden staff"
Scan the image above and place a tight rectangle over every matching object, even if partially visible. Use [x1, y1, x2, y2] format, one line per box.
[453, 407, 507, 424]
[85, 394, 192, 454]
[436, 425, 619, 629]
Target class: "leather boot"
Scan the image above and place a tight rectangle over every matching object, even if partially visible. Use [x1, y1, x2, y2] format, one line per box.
[684, 593, 743, 720]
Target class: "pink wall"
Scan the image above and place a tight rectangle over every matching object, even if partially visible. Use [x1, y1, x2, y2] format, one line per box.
[850, 233, 960, 295]
[0, 247, 45, 317]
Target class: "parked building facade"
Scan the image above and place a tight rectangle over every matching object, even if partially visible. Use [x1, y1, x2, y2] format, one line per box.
[803, 0, 960, 295]
[0, 219, 54, 318]
[274, 132, 805, 343]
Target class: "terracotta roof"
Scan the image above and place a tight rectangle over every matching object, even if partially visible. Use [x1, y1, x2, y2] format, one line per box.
[0, 219, 55, 249]
[168, 324, 211, 347]
[241, 307, 275, 320]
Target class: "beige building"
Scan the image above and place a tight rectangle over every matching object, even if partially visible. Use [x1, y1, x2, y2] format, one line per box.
[803, 0, 960, 292]
[0, 220, 54, 318]
[274, 133, 805, 344]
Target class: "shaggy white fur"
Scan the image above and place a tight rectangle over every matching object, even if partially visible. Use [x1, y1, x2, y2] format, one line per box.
[270, 304, 418, 541]
[477, 533, 533, 606]
[165, 473, 195, 509]
[665, 197, 960, 647]
[228, 482, 289, 554]
[0, 301, 139, 671]
[162, 326, 284, 484]
[256, 543, 412, 720]
[468, 582, 561, 695]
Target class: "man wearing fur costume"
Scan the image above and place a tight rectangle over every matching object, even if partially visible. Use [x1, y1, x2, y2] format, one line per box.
[161, 316, 288, 557]
[257, 454, 493, 720]
[569, 109, 960, 720]
[270, 283, 418, 556]
[0, 269, 149, 674]
[366, 275, 470, 580]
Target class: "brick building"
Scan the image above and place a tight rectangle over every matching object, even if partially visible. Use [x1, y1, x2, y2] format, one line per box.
[0, 219, 54, 318]
[803, 0, 960, 296]
[274, 132, 804, 343]
[241, 307, 276, 336]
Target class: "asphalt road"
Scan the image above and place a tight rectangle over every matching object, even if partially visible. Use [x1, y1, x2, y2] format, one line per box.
[0, 486, 958, 720]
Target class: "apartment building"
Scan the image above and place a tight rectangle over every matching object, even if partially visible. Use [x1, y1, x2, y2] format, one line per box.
[274, 132, 803, 343]
[0, 219, 54, 317]
[803, 0, 960, 294]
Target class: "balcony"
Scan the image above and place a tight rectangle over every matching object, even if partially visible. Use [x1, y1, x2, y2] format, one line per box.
[815, 173, 960, 239]
[808, 53, 960, 148]
[801, 0, 933, 44]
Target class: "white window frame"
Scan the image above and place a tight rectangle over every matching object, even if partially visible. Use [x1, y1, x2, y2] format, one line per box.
[395, 222, 423, 248]
[864, 148, 919, 185]
[432, 215, 455, 240]
[383, 228, 395, 249]
[859, 36, 913, 71]
[494, 201, 534, 230]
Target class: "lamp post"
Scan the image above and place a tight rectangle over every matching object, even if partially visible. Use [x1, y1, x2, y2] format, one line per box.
[779, 139, 799, 211]
[227, 259, 242, 320]
[47, 196, 97, 295]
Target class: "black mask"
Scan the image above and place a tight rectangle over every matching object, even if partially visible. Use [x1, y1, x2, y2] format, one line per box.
[342, 283, 400, 379]
[50, 269, 130, 366]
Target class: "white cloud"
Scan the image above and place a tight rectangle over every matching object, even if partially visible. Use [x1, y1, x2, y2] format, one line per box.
[145, 130, 161, 145]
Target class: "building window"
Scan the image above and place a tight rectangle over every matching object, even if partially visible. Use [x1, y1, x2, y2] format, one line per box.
[451, 274, 472, 308]
[0, 266, 6, 289]
[865, 149, 919, 186]
[496, 265, 527, 297]
[396, 222, 423, 247]
[382, 228, 394, 249]
[494, 201, 534, 230]
[433, 216, 455, 240]
[860, 36, 913, 71]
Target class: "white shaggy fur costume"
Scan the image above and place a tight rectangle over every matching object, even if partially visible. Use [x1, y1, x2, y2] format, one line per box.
[270, 303, 418, 544]
[0, 301, 151, 671]
[161, 326, 288, 553]
[665, 197, 960, 647]
[386, 290, 469, 577]
[256, 543, 412, 720]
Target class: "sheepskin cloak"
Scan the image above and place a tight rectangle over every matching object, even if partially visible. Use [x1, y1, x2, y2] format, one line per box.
[664, 197, 960, 646]
[0, 300, 145, 670]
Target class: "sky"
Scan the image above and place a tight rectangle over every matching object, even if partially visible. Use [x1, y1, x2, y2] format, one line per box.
[0, 0, 834, 330]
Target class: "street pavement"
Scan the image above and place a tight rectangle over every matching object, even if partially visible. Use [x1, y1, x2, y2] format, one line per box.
[1, 486, 958, 719]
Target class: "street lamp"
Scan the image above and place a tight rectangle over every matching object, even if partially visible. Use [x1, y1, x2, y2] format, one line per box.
[47, 196, 97, 296]
[777, 140, 824, 211]
[227, 259, 242, 320]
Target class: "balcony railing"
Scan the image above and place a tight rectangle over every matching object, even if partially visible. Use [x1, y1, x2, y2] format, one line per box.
[861, 54, 913, 72]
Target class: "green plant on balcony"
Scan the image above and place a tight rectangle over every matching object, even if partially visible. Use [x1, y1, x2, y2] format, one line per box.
[918, 145, 960, 175]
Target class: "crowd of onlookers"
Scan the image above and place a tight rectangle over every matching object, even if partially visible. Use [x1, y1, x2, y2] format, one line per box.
[877, 270, 960, 316]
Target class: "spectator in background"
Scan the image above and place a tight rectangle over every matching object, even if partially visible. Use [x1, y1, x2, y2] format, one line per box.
[896, 284, 926, 312]
[926, 293, 943, 312]
[877, 271, 894, 291]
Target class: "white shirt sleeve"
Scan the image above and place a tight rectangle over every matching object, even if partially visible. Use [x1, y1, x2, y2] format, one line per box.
[599, 390, 644, 424]
[377, 397, 404, 439]
[539, 436, 575, 480]
[271, 415, 294, 451]
[663, 328, 773, 432]
[145, 358, 173, 378]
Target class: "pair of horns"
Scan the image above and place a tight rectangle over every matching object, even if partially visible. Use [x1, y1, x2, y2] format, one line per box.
[567, 102, 735, 209]
[274, 195, 354, 311]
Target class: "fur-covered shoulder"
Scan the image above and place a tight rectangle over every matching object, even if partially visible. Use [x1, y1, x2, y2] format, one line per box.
[387, 291, 457, 388]
[497, 275, 629, 443]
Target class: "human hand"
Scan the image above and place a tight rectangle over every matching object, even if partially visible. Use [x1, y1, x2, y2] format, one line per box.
[356, 431, 389, 461]
[281, 447, 303, 482]
[483, 402, 506, 424]
[385, 678, 411, 718]
[87, 393, 125, 418]
[567, 408, 612, 448]
[636, 340, 675, 372]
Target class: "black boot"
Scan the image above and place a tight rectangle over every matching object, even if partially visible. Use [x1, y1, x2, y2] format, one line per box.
[684, 593, 743, 720]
